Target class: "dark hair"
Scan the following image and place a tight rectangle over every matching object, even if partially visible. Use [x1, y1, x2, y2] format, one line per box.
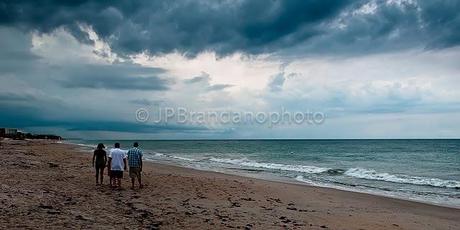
[114, 143, 120, 148]
[133, 142, 139, 147]
[97, 143, 105, 149]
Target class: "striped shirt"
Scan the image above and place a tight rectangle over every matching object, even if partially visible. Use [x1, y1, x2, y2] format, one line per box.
[127, 147, 143, 168]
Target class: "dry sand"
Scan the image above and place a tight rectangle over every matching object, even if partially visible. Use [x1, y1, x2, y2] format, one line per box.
[0, 139, 459, 229]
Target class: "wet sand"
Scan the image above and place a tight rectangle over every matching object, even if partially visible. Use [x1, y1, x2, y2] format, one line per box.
[1, 139, 459, 229]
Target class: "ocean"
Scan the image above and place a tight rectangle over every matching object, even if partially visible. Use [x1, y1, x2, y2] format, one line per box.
[73, 139, 460, 208]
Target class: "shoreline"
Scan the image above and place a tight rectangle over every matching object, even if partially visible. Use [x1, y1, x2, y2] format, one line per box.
[69, 140, 460, 210]
[145, 159, 460, 210]
[2, 139, 459, 229]
[147, 161, 460, 210]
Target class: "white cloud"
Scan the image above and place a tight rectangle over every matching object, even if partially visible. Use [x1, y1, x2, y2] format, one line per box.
[130, 51, 280, 91]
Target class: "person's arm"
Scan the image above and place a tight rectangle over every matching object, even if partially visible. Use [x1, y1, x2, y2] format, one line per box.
[108, 157, 112, 170]
[103, 151, 107, 165]
[92, 151, 96, 167]
[139, 152, 143, 171]
[124, 150, 128, 170]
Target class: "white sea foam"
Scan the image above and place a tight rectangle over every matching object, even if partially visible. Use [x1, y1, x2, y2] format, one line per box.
[209, 157, 330, 174]
[344, 168, 460, 188]
[295, 175, 317, 185]
[169, 155, 197, 161]
[153, 152, 164, 157]
[73, 143, 95, 149]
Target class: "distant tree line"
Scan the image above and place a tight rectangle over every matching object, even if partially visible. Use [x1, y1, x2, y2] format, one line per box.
[0, 128, 62, 140]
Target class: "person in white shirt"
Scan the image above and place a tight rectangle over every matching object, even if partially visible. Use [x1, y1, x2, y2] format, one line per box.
[108, 143, 127, 188]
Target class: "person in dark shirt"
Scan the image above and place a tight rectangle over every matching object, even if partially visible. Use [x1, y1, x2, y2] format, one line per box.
[92, 143, 107, 185]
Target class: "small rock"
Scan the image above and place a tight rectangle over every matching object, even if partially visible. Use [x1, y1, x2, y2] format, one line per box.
[38, 204, 53, 209]
[75, 214, 94, 221]
[281, 219, 291, 224]
[230, 202, 241, 208]
[48, 162, 59, 168]
[47, 210, 61, 215]
[150, 221, 162, 227]
[185, 211, 194, 216]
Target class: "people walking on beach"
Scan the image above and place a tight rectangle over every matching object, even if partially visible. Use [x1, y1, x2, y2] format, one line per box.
[92, 143, 107, 185]
[127, 142, 143, 189]
[108, 143, 127, 189]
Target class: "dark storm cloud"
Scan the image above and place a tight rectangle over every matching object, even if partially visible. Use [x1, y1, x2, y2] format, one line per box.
[0, 92, 36, 102]
[284, 0, 460, 56]
[0, 110, 209, 133]
[65, 121, 209, 133]
[58, 64, 172, 90]
[418, 0, 460, 49]
[1, 0, 458, 56]
[0, 95, 208, 133]
[0, 0, 352, 56]
[129, 99, 163, 106]
[184, 72, 232, 91]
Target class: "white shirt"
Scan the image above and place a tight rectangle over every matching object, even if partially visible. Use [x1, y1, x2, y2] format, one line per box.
[109, 148, 127, 171]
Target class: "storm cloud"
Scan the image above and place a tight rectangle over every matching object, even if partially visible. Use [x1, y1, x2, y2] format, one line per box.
[184, 72, 233, 91]
[59, 64, 171, 90]
[0, 0, 460, 139]
[3, 0, 457, 57]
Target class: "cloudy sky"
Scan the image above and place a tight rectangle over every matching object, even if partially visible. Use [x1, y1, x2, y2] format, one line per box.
[1, 0, 460, 139]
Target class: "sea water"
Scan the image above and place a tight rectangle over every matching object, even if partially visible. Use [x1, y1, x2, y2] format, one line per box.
[74, 139, 460, 208]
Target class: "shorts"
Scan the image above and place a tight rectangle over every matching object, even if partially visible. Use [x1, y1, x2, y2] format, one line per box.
[95, 163, 105, 170]
[111, 170, 123, 179]
[129, 167, 141, 179]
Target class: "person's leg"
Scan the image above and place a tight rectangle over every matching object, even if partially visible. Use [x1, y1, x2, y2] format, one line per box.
[138, 174, 142, 188]
[129, 168, 135, 189]
[95, 166, 100, 184]
[114, 171, 121, 188]
[100, 167, 104, 184]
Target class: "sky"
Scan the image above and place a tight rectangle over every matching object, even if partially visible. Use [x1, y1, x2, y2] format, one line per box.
[1, 0, 460, 139]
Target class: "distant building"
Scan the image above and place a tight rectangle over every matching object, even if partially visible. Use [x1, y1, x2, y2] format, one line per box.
[5, 128, 17, 136]
[0, 128, 17, 137]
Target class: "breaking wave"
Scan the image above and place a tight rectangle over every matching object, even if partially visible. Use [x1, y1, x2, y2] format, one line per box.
[209, 157, 330, 174]
[344, 168, 460, 189]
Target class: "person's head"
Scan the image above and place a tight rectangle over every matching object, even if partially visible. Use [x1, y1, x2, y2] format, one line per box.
[133, 142, 139, 147]
[97, 143, 105, 150]
[114, 142, 120, 148]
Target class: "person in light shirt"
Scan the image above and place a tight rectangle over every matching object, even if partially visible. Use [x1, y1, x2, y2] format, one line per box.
[108, 143, 127, 189]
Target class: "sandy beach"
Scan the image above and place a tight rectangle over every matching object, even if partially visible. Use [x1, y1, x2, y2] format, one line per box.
[0, 139, 459, 230]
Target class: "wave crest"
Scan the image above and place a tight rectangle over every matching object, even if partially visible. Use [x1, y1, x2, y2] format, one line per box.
[344, 168, 460, 188]
[209, 157, 330, 174]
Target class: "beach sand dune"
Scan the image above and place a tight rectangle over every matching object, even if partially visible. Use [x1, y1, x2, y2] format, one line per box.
[1, 139, 459, 229]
